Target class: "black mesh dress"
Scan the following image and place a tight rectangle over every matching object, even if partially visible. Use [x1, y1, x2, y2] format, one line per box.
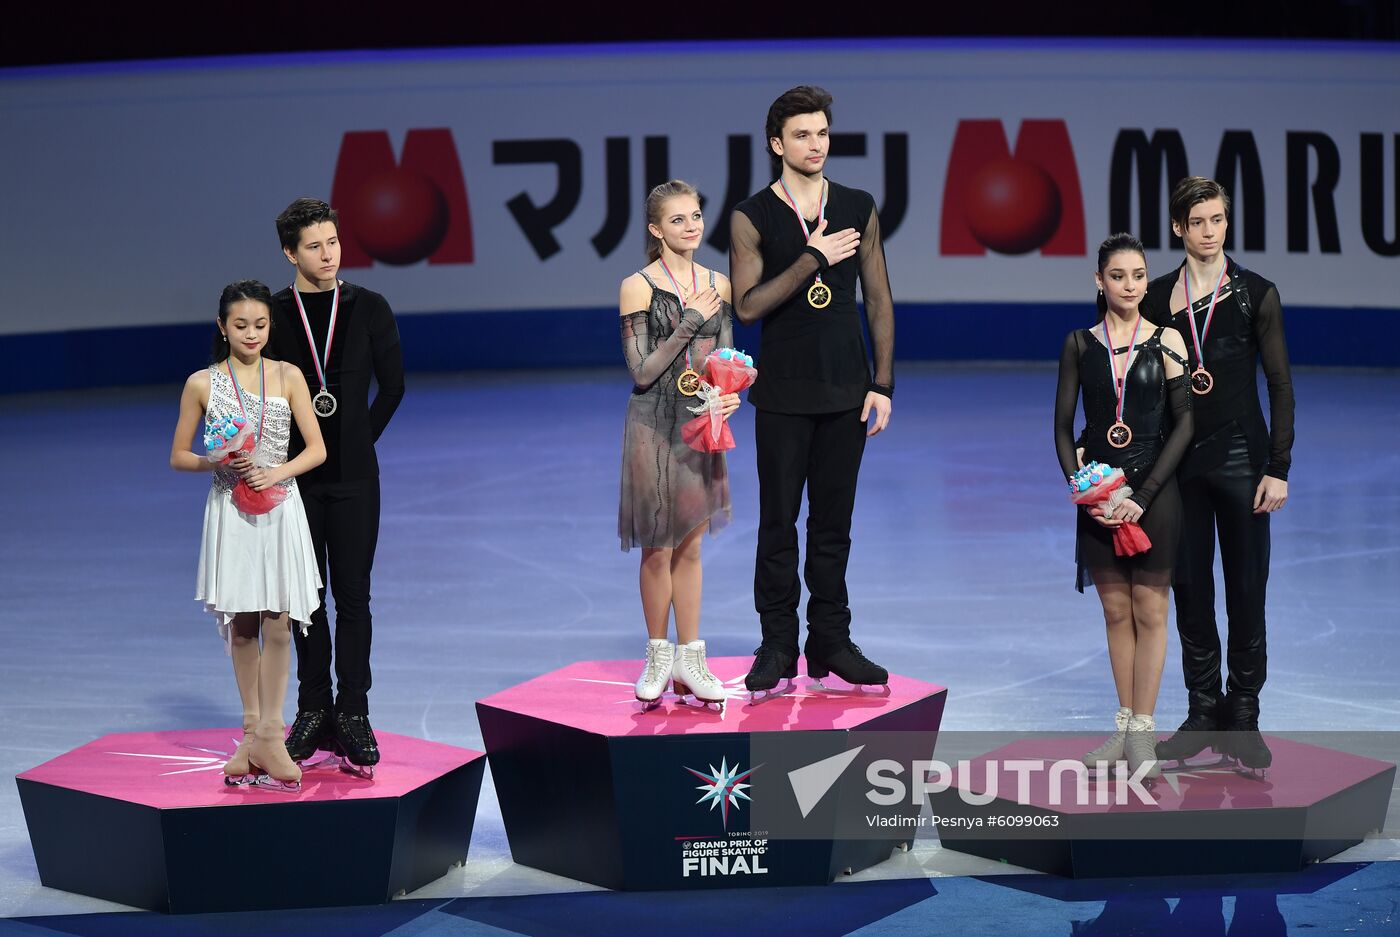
[1055, 324, 1195, 592]
[618, 271, 733, 551]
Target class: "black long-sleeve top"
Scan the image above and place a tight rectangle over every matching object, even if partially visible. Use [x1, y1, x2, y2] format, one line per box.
[269, 282, 404, 484]
[730, 179, 894, 414]
[1055, 326, 1194, 512]
[1142, 258, 1294, 481]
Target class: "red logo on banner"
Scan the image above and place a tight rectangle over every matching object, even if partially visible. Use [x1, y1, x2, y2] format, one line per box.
[330, 129, 474, 267]
[941, 120, 1085, 256]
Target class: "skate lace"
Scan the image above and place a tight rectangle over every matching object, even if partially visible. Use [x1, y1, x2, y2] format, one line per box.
[1086, 728, 1126, 759]
[643, 644, 668, 683]
[340, 714, 375, 747]
[680, 638, 722, 683]
[682, 645, 716, 683]
[287, 711, 328, 745]
[1125, 730, 1158, 762]
[845, 643, 876, 665]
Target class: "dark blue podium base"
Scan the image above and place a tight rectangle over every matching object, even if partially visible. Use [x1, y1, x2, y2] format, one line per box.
[17, 729, 486, 913]
[929, 737, 1394, 878]
[476, 656, 947, 890]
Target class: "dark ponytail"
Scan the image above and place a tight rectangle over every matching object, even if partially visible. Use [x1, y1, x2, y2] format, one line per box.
[210, 280, 276, 362]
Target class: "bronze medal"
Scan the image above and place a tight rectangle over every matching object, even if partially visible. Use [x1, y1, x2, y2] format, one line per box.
[1190, 366, 1213, 395]
[1183, 261, 1229, 399]
[1101, 316, 1142, 452]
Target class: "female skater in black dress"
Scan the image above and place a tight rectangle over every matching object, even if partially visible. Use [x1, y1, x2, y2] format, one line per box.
[1054, 233, 1193, 780]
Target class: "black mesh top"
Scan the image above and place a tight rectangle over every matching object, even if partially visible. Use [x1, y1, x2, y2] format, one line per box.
[1142, 258, 1295, 481]
[730, 179, 894, 414]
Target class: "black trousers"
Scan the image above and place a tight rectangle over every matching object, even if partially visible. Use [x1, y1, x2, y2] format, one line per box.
[754, 407, 867, 658]
[1174, 436, 1270, 703]
[296, 477, 380, 715]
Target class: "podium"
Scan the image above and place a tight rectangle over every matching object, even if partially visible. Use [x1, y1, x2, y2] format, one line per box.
[927, 736, 1394, 878]
[17, 729, 486, 912]
[477, 656, 947, 890]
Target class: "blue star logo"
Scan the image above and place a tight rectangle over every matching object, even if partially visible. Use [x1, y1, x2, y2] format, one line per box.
[685, 757, 760, 828]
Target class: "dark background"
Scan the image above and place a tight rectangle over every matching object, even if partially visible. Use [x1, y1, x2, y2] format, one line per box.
[4, 0, 1398, 69]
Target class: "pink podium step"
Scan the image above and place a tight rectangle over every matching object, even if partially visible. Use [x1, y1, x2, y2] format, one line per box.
[18, 729, 486, 912]
[477, 656, 948, 890]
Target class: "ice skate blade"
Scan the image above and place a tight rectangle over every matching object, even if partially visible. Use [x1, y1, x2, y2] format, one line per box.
[249, 774, 302, 793]
[673, 692, 727, 713]
[635, 696, 663, 713]
[746, 679, 796, 704]
[1216, 754, 1269, 781]
[1161, 753, 1233, 773]
[298, 751, 342, 771]
[808, 677, 891, 695]
[223, 773, 256, 787]
[334, 756, 376, 780]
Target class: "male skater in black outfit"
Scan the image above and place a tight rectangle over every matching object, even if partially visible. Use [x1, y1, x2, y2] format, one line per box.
[269, 198, 404, 774]
[729, 86, 895, 692]
[1144, 177, 1294, 772]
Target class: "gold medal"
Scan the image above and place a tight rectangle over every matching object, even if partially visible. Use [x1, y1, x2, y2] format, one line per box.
[777, 178, 833, 311]
[677, 369, 702, 396]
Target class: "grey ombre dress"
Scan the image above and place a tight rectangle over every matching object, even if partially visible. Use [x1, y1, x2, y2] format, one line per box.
[618, 270, 733, 550]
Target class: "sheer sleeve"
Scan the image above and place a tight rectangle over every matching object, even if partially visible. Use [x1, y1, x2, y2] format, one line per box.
[719, 306, 734, 351]
[859, 205, 895, 394]
[1054, 331, 1084, 480]
[1130, 374, 1194, 511]
[729, 208, 822, 326]
[1254, 286, 1295, 480]
[620, 307, 705, 390]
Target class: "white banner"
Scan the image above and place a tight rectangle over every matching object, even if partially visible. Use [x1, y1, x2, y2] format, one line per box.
[2, 40, 1397, 336]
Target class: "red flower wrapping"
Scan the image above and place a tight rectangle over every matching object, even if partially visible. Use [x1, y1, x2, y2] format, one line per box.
[681, 354, 758, 453]
[231, 478, 289, 515]
[1112, 522, 1152, 557]
[219, 435, 289, 516]
[1070, 467, 1153, 557]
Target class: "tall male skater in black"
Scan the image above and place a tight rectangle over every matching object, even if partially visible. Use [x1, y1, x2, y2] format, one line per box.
[1144, 177, 1294, 772]
[270, 197, 404, 775]
[730, 86, 895, 692]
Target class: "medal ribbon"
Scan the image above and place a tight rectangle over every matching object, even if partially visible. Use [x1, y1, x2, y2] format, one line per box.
[1182, 260, 1229, 368]
[224, 355, 265, 446]
[291, 281, 340, 395]
[658, 257, 699, 371]
[1102, 316, 1143, 427]
[777, 178, 827, 242]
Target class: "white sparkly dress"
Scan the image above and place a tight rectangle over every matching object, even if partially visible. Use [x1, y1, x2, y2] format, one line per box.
[195, 364, 321, 650]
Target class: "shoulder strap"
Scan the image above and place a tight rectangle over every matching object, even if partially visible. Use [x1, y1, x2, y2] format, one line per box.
[639, 270, 657, 289]
[708, 268, 716, 288]
[1227, 258, 1254, 325]
[1160, 343, 1188, 367]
